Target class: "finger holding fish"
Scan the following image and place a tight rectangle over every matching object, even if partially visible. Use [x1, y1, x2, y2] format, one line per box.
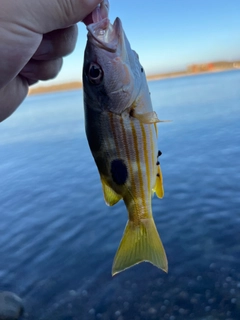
[83, 0, 109, 25]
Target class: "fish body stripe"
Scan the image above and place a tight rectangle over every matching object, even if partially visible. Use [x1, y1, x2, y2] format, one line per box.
[119, 116, 136, 200]
[90, 110, 157, 223]
[130, 121, 147, 218]
[151, 126, 157, 181]
[109, 112, 137, 201]
[103, 111, 156, 220]
[140, 123, 151, 199]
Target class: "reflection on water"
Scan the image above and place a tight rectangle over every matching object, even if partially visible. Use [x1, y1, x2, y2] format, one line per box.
[0, 70, 240, 320]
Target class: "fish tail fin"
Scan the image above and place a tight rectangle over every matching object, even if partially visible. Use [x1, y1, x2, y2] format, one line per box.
[112, 218, 168, 276]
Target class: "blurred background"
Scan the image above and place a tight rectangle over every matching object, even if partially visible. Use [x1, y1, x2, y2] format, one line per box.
[1, 1, 240, 320]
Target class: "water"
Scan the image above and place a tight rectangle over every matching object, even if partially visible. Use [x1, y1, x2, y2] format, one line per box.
[0, 70, 240, 320]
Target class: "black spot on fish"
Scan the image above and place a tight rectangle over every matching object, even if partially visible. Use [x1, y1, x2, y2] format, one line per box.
[157, 150, 162, 157]
[156, 161, 160, 166]
[141, 67, 144, 72]
[129, 109, 134, 117]
[111, 159, 128, 185]
[156, 173, 160, 177]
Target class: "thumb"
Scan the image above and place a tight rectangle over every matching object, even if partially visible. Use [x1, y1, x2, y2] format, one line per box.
[0, 0, 101, 88]
[15, 0, 101, 33]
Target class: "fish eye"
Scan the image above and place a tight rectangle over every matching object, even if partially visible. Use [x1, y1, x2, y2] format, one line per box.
[88, 63, 103, 84]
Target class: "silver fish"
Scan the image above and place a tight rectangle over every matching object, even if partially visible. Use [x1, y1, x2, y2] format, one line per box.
[82, 1, 168, 275]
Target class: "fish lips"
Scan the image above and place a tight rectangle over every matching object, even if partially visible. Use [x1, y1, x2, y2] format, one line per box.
[87, 17, 123, 53]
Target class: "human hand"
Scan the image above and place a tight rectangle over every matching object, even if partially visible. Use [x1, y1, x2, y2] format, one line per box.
[0, 0, 101, 122]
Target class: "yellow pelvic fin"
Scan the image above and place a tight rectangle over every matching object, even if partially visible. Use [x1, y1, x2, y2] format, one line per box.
[153, 164, 164, 198]
[112, 218, 168, 275]
[100, 177, 122, 206]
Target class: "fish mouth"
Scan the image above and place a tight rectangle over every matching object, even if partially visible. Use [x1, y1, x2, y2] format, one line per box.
[86, 17, 123, 53]
[83, 0, 122, 53]
[84, 0, 123, 54]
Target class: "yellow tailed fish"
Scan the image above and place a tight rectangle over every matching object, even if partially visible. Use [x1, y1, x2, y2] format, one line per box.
[82, 0, 168, 275]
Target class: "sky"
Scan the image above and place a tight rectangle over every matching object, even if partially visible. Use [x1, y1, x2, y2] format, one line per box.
[36, 0, 240, 86]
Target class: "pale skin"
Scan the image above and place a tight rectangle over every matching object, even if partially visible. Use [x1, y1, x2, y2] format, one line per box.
[0, 0, 102, 122]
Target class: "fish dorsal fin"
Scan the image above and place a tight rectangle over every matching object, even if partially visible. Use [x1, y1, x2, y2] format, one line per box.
[153, 164, 164, 198]
[100, 176, 122, 206]
[132, 111, 161, 124]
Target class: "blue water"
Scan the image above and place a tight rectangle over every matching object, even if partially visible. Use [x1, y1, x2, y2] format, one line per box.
[0, 70, 240, 320]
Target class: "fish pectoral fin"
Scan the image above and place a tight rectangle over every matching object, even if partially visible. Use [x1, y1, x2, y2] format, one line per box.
[153, 165, 164, 198]
[112, 218, 168, 276]
[133, 111, 160, 124]
[132, 111, 172, 124]
[133, 111, 171, 125]
[100, 177, 122, 206]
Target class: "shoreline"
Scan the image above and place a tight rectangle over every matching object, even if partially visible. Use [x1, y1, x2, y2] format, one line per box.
[28, 68, 239, 96]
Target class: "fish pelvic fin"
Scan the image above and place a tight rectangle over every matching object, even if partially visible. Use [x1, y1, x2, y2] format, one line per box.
[112, 218, 168, 276]
[100, 176, 122, 206]
[153, 164, 164, 198]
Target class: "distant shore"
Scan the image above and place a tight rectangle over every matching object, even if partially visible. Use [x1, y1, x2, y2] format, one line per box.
[28, 73, 187, 96]
[28, 62, 240, 96]
[28, 81, 82, 96]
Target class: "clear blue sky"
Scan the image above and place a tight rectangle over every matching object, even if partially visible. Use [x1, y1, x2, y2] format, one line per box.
[39, 0, 240, 86]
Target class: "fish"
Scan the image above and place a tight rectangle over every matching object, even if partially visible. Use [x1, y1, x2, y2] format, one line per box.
[82, 0, 168, 275]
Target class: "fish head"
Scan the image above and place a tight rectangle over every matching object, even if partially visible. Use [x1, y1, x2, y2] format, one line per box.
[83, 17, 144, 114]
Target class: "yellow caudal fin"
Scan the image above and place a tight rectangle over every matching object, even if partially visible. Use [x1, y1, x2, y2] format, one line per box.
[100, 176, 122, 206]
[153, 164, 164, 198]
[112, 218, 168, 275]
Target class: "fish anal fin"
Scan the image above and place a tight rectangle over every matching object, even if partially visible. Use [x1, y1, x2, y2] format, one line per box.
[153, 165, 164, 198]
[100, 177, 122, 206]
[112, 218, 168, 275]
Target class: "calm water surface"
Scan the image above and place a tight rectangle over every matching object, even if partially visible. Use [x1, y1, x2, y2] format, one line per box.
[0, 71, 240, 320]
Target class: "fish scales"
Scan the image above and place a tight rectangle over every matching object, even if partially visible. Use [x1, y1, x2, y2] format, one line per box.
[82, 0, 167, 275]
[109, 112, 156, 220]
